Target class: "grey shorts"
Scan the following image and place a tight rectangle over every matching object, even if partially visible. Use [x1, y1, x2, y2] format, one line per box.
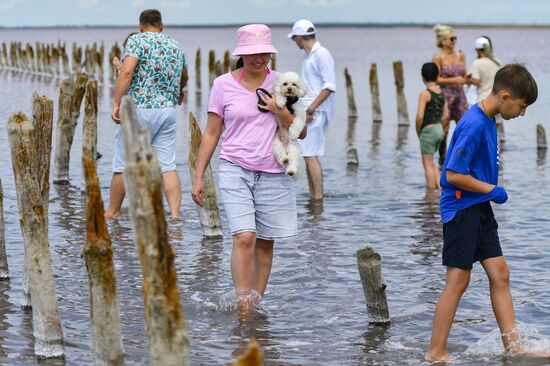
[112, 107, 177, 173]
[218, 159, 298, 240]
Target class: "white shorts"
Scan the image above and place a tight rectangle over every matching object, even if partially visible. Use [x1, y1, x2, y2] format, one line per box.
[298, 110, 329, 157]
[112, 107, 177, 173]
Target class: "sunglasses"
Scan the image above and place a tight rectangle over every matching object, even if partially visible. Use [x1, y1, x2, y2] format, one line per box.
[449, 36, 458, 42]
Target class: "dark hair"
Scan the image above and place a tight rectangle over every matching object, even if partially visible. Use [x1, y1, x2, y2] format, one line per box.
[492, 63, 538, 105]
[235, 57, 243, 69]
[421, 62, 439, 82]
[139, 9, 162, 26]
[301, 30, 316, 41]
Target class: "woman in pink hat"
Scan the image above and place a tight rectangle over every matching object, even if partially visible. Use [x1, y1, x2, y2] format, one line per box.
[192, 24, 307, 314]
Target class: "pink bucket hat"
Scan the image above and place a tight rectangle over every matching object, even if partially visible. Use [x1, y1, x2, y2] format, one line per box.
[232, 24, 278, 56]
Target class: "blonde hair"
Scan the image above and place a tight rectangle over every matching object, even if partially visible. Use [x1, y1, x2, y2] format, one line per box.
[433, 24, 453, 48]
[477, 36, 501, 66]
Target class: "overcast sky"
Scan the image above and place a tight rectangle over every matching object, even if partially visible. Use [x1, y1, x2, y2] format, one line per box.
[1, 0, 549, 27]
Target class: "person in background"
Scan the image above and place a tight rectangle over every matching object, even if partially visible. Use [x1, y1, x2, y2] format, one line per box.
[112, 32, 138, 73]
[432, 24, 469, 166]
[468, 36, 502, 102]
[105, 9, 188, 219]
[288, 19, 335, 201]
[426, 64, 545, 362]
[415, 62, 449, 190]
[191, 24, 306, 314]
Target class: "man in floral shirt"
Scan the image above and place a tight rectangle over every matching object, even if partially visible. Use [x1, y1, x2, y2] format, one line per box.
[106, 9, 188, 219]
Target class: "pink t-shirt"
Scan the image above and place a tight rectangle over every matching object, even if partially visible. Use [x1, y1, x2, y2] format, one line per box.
[208, 70, 284, 173]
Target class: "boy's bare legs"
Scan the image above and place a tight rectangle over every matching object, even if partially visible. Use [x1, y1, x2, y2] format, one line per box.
[304, 156, 324, 200]
[422, 154, 440, 189]
[105, 173, 125, 218]
[481, 256, 520, 351]
[162, 170, 181, 218]
[426, 267, 471, 362]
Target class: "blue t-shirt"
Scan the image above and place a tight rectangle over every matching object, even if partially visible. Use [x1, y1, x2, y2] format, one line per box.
[440, 104, 499, 223]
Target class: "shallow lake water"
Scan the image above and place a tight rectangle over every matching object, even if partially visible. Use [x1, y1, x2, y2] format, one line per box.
[0, 26, 549, 365]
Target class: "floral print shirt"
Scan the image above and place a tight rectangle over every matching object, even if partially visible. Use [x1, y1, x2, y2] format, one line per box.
[123, 32, 187, 108]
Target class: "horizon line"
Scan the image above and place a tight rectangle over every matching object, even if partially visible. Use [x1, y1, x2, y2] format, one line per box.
[1, 22, 550, 29]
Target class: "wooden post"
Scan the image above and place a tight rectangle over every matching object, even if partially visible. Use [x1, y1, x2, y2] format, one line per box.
[195, 48, 201, 96]
[537, 124, 547, 150]
[53, 73, 89, 184]
[270, 53, 276, 71]
[95, 48, 104, 82]
[81, 80, 98, 192]
[344, 67, 358, 118]
[0, 179, 8, 280]
[188, 112, 223, 238]
[356, 246, 390, 324]
[393, 61, 409, 126]
[232, 338, 263, 366]
[120, 96, 189, 366]
[8, 112, 65, 358]
[82, 155, 125, 366]
[223, 50, 230, 73]
[347, 116, 359, 166]
[61, 45, 70, 77]
[369, 63, 382, 123]
[208, 49, 215, 89]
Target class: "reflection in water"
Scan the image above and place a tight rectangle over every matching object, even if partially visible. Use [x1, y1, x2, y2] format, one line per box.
[305, 199, 324, 218]
[370, 121, 382, 149]
[396, 125, 409, 150]
[229, 310, 280, 363]
[0, 282, 11, 358]
[537, 148, 546, 167]
[410, 191, 442, 264]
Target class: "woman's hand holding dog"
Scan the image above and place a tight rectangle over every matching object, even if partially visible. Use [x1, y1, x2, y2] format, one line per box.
[258, 92, 294, 129]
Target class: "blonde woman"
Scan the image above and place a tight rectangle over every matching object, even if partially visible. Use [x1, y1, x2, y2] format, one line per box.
[468, 36, 502, 102]
[432, 24, 469, 165]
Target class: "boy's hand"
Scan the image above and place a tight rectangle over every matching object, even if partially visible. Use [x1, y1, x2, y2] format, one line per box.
[491, 186, 508, 204]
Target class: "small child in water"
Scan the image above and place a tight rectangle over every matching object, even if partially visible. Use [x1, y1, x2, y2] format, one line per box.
[415, 62, 449, 189]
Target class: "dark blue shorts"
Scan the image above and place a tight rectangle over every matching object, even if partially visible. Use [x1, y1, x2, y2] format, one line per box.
[442, 201, 503, 270]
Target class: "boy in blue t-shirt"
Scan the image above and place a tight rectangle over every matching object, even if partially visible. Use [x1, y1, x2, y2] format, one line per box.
[426, 64, 545, 362]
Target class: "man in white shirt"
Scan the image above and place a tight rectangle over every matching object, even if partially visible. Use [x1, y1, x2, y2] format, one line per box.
[288, 19, 336, 201]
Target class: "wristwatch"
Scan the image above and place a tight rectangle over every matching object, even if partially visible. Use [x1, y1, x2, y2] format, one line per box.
[306, 108, 314, 115]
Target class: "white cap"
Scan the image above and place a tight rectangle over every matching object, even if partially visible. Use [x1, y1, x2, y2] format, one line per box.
[287, 19, 316, 39]
[474, 37, 490, 49]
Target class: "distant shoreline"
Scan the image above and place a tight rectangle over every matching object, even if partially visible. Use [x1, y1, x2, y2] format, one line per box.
[1, 22, 550, 30]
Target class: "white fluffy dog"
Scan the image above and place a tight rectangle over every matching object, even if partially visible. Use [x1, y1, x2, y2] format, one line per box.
[272, 71, 308, 176]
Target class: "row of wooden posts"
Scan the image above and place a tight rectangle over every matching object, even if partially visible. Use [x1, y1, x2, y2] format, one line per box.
[0, 70, 264, 364]
[1, 55, 547, 364]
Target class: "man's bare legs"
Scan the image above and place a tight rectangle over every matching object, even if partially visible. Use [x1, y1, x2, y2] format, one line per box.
[304, 156, 324, 200]
[231, 232, 274, 313]
[105, 173, 125, 218]
[426, 267, 471, 362]
[162, 170, 181, 218]
[105, 171, 181, 219]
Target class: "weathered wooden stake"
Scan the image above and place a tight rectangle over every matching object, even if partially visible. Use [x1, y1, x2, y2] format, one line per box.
[270, 53, 276, 71]
[208, 49, 216, 89]
[81, 80, 98, 192]
[8, 112, 65, 358]
[356, 246, 390, 324]
[195, 48, 201, 95]
[232, 338, 263, 366]
[120, 96, 189, 366]
[393, 61, 409, 126]
[54, 72, 89, 184]
[369, 63, 382, 122]
[537, 124, 547, 150]
[344, 67, 358, 118]
[188, 112, 223, 238]
[0, 179, 8, 280]
[223, 50, 230, 73]
[82, 155, 125, 366]
[347, 116, 359, 166]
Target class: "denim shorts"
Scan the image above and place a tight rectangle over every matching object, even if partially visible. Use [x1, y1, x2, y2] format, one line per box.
[218, 159, 298, 240]
[443, 201, 502, 270]
[112, 107, 177, 173]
